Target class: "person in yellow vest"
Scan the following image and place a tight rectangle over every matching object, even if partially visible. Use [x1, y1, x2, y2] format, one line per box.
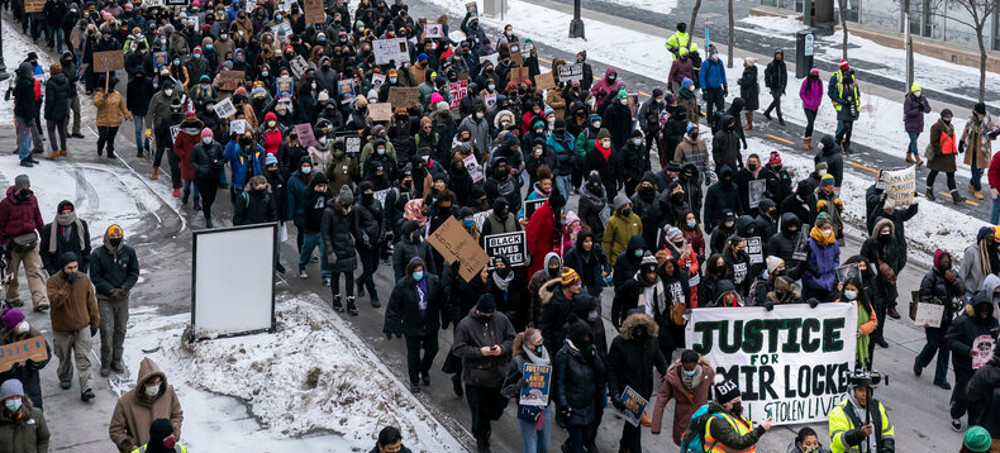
[828, 382, 895, 453]
[925, 109, 964, 203]
[665, 23, 700, 61]
[703, 376, 771, 452]
[130, 419, 188, 453]
[828, 60, 860, 155]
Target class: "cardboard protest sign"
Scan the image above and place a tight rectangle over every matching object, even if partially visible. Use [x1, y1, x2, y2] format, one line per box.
[427, 216, 490, 282]
[746, 236, 763, 265]
[687, 303, 857, 425]
[449, 80, 468, 110]
[535, 72, 556, 91]
[216, 70, 245, 91]
[619, 386, 648, 427]
[373, 38, 410, 65]
[878, 166, 917, 208]
[484, 231, 528, 267]
[153, 51, 169, 69]
[302, 0, 325, 24]
[293, 123, 317, 147]
[0, 337, 49, 373]
[558, 63, 584, 82]
[165, 0, 188, 5]
[913, 302, 944, 328]
[388, 87, 419, 110]
[463, 154, 483, 183]
[508, 42, 523, 65]
[24, 0, 44, 13]
[338, 79, 355, 103]
[228, 119, 247, 135]
[213, 97, 237, 118]
[289, 56, 309, 78]
[423, 23, 444, 39]
[519, 364, 551, 407]
[93, 51, 125, 73]
[369, 103, 393, 122]
[510, 67, 530, 84]
[524, 198, 546, 221]
[276, 76, 294, 98]
[974, 335, 995, 369]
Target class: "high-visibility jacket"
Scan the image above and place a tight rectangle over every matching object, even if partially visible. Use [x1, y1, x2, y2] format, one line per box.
[828, 397, 895, 453]
[940, 129, 957, 154]
[832, 70, 860, 112]
[666, 31, 700, 60]
[131, 443, 188, 453]
[704, 412, 756, 453]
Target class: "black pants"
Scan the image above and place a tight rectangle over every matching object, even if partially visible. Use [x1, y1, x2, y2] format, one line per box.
[167, 148, 182, 189]
[620, 419, 643, 453]
[97, 126, 119, 155]
[466, 384, 505, 443]
[567, 423, 593, 453]
[927, 170, 957, 191]
[705, 88, 725, 122]
[804, 108, 818, 138]
[764, 92, 783, 120]
[872, 299, 888, 344]
[658, 322, 685, 361]
[153, 141, 167, 168]
[355, 245, 381, 301]
[194, 178, 219, 222]
[404, 332, 439, 384]
[46, 119, 66, 152]
[571, 162, 582, 192]
[330, 269, 354, 297]
[295, 225, 304, 251]
[952, 368, 974, 420]
[836, 119, 855, 147]
[589, 404, 604, 447]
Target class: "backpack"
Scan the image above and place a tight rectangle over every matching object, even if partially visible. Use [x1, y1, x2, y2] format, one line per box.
[679, 404, 718, 453]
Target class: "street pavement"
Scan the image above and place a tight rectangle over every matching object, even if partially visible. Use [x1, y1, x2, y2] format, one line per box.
[0, 4, 979, 452]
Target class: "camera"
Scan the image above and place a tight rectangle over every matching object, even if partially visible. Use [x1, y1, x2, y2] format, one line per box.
[847, 370, 888, 388]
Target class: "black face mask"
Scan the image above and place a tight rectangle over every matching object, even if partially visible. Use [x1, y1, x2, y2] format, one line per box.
[730, 402, 744, 416]
[361, 193, 374, 204]
[547, 267, 560, 279]
[15, 190, 31, 201]
[496, 209, 509, 220]
[108, 237, 123, 248]
[496, 267, 511, 278]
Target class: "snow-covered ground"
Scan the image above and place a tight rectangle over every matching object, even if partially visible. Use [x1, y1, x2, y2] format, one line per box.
[120, 295, 466, 453]
[0, 16, 55, 118]
[604, 0, 676, 15]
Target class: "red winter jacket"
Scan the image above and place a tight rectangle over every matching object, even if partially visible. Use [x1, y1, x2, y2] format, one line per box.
[173, 130, 201, 181]
[989, 150, 1000, 190]
[0, 186, 44, 243]
[262, 112, 283, 156]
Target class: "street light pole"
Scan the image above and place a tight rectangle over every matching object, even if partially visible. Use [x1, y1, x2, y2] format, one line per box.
[0, 12, 9, 82]
[569, 0, 585, 39]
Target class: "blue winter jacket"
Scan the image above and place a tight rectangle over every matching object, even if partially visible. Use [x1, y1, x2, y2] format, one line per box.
[223, 140, 265, 190]
[547, 132, 576, 176]
[700, 58, 727, 90]
[803, 237, 840, 292]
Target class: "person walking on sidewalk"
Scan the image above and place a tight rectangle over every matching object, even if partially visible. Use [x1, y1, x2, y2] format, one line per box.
[59, 51, 85, 140]
[737, 57, 759, 131]
[11, 62, 39, 168]
[700, 46, 727, 123]
[90, 225, 140, 377]
[903, 82, 931, 166]
[946, 291, 999, 432]
[0, 175, 48, 311]
[925, 109, 965, 204]
[383, 257, 447, 393]
[763, 49, 787, 126]
[94, 76, 133, 159]
[960, 102, 997, 201]
[799, 67, 823, 150]
[915, 249, 963, 389]
[43, 62, 72, 160]
[46, 251, 99, 402]
[829, 60, 860, 155]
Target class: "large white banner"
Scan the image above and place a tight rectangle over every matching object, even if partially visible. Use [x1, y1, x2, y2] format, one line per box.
[685, 303, 857, 425]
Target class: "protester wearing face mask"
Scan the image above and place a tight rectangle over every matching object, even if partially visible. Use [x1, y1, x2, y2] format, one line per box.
[836, 276, 878, 370]
[46, 252, 99, 401]
[384, 257, 446, 393]
[802, 212, 841, 302]
[789, 427, 830, 453]
[0, 310, 51, 409]
[650, 350, 715, 445]
[704, 377, 772, 451]
[110, 358, 184, 453]
[88, 224, 140, 378]
[392, 220, 438, 283]
[590, 67, 624, 110]
[607, 312, 668, 449]
[860, 219, 904, 350]
[925, 109, 963, 203]
[550, 320, 604, 453]
[0, 379, 49, 452]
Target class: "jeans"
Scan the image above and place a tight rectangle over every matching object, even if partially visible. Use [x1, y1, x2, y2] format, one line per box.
[15, 116, 32, 160]
[835, 119, 854, 146]
[517, 407, 553, 453]
[971, 157, 984, 191]
[992, 193, 1000, 224]
[46, 25, 63, 51]
[298, 231, 330, 278]
[404, 332, 439, 384]
[133, 114, 149, 151]
[764, 92, 783, 119]
[907, 132, 920, 157]
[915, 326, 950, 382]
[355, 245, 380, 301]
[803, 108, 818, 138]
[555, 175, 572, 201]
[183, 179, 201, 200]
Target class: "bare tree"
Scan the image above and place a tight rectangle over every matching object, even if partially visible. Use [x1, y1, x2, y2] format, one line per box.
[727, 0, 734, 68]
[927, 0, 1000, 102]
[837, 0, 850, 60]
[689, 0, 702, 32]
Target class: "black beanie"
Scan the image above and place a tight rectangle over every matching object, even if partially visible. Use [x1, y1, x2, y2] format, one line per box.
[476, 294, 496, 313]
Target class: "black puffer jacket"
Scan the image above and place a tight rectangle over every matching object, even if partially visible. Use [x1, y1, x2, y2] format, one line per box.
[384, 273, 447, 337]
[606, 313, 668, 399]
[354, 195, 384, 250]
[190, 142, 226, 181]
[44, 72, 72, 122]
[814, 135, 844, 187]
[631, 181, 668, 251]
[704, 165, 742, 232]
[919, 254, 965, 328]
[453, 308, 517, 387]
[766, 213, 808, 279]
[968, 354, 1000, 437]
[946, 293, 999, 372]
[392, 220, 437, 282]
[321, 189, 359, 273]
[233, 187, 278, 225]
[612, 235, 647, 287]
[553, 342, 606, 426]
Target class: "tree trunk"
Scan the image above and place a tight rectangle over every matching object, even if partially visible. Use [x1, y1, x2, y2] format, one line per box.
[838, 0, 849, 60]
[727, 0, 734, 68]
[978, 26, 988, 103]
[689, 0, 702, 33]
[903, 0, 914, 90]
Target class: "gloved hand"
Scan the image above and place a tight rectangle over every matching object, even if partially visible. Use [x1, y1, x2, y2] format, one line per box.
[808, 298, 820, 308]
[959, 140, 967, 154]
[723, 87, 729, 97]
[992, 188, 998, 199]
[144, 128, 152, 138]
[612, 399, 626, 411]
[763, 301, 774, 311]
[108, 288, 123, 300]
[90, 325, 99, 337]
[559, 406, 573, 420]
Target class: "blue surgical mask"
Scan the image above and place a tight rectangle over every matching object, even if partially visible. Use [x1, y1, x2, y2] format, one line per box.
[682, 368, 697, 377]
[686, 219, 696, 228]
[206, 44, 214, 50]
[4, 398, 21, 412]
[844, 290, 857, 301]
[633, 138, 643, 146]
[412, 271, 424, 281]
[463, 219, 474, 227]
[634, 249, 643, 258]
[587, 312, 599, 322]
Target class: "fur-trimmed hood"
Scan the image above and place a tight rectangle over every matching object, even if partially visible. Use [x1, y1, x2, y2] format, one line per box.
[620, 312, 658, 339]
[538, 277, 562, 305]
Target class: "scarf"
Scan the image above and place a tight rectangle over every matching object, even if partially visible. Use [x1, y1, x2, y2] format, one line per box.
[596, 141, 612, 161]
[856, 301, 871, 368]
[492, 269, 514, 291]
[50, 213, 86, 254]
[681, 364, 703, 389]
[809, 225, 837, 247]
[416, 277, 428, 318]
[980, 237, 997, 276]
[523, 345, 551, 366]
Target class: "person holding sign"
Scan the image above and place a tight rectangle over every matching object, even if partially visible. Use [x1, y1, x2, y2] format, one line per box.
[836, 277, 878, 371]
[915, 250, 964, 388]
[945, 291, 999, 432]
[0, 309, 51, 409]
[606, 313, 668, 452]
[552, 321, 604, 453]
[501, 328, 555, 453]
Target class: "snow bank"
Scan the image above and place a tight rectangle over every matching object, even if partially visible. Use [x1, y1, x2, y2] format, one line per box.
[604, 0, 677, 15]
[122, 296, 466, 452]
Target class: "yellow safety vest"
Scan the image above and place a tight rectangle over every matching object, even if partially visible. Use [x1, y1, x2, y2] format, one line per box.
[131, 444, 188, 453]
[833, 71, 860, 112]
[704, 412, 757, 453]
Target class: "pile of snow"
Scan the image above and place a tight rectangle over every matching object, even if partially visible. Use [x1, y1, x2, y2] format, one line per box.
[122, 296, 466, 452]
[606, 0, 677, 15]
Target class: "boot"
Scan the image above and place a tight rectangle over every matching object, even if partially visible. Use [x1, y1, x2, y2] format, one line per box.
[347, 297, 358, 315]
[60, 149, 67, 156]
[151, 166, 159, 180]
[107, 147, 116, 159]
[778, 112, 785, 126]
[952, 189, 965, 205]
[451, 373, 464, 396]
[44, 149, 60, 159]
[193, 197, 202, 211]
[332, 295, 345, 312]
[743, 111, 753, 130]
[182, 190, 190, 205]
[905, 154, 915, 164]
[136, 148, 144, 158]
[803, 137, 813, 150]
[926, 187, 936, 201]
[974, 189, 985, 200]
[915, 154, 924, 167]
[763, 108, 772, 121]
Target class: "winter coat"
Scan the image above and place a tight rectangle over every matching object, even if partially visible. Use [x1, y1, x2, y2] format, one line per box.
[94, 90, 132, 127]
[553, 343, 606, 426]
[699, 57, 727, 90]
[234, 188, 278, 225]
[960, 228, 997, 294]
[109, 358, 184, 453]
[705, 401, 767, 451]
[828, 70, 860, 122]
[126, 76, 154, 116]
[613, 235, 647, 288]
[799, 76, 824, 111]
[46, 270, 99, 333]
[650, 358, 715, 444]
[606, 314, 667, 399]
[13, 64, 37, 120]
[525, 202, 567, 275]
[321, 204, 359, 273]
[585, 145, 620, 199]
[548, 131, 577, 177]
[764, 57, 787, 94]
[631, 188, 668, 250]
[738, 65, 760, 111]
[384, 274, 447, 337]
[0, 328, 51, 409]
[354, 197, 384, 250]
[90, 235, 140, 298]
[224, 141, 266, 190]
[621, 143, 651, 186]
[946, 294, 1000, 373]
[453, 310, 517, 387]
[393, 233, 438, 283]
[590, 67, 624, 107]
[734, 167, 775, 216]
[39, 219, 91, 275]
[563, 242, 612, 295]
[0, 401, 49, 453]
[962, 114, 995, 168]
[191, 142, 226, 181]
[703, 171, 741, 232]
[928, 119, 958, 173]
[577, 184, 609, 242]
[172, 122, 203, 181]
[919, 264, 964, 329]
[815, 136, 844, 186]
[43, 73, 72, 122]
[903, 93, 931, 133]
[604, 102, 633, 149]
[602, 212, 643, 267]
[712, 120, 743, 170]
[674, 136, 710, 176]
[802, 232, 840, 292]
[967, 355, 1000, 438]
